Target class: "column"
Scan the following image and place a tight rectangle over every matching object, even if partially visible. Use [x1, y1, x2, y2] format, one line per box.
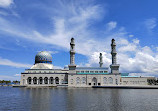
[43, 79, 44, 84]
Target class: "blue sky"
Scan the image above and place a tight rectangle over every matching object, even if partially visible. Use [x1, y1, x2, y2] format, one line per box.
[0, 0, 158, 80]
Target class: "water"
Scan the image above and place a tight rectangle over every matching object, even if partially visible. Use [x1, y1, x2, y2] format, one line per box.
[0, 87, 158, 111]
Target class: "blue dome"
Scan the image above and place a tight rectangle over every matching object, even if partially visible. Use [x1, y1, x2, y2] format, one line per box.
[35, 51, 52, 64]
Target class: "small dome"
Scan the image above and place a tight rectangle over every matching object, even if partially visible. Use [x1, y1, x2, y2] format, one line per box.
[35, 51, 52, 64]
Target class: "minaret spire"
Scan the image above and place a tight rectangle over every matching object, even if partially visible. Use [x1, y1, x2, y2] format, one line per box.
[110, 38, 120, 74]
[68, 37, 76, 73]
[111, 39, 117, 64]
[99, 53, 103, 67]
[70, 38, 75, 65]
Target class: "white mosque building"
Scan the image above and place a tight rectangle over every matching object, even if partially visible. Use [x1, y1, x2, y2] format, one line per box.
[20, 38, 156, 87]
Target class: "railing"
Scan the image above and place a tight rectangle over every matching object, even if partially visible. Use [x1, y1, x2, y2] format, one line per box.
[77, 72, 109, 74]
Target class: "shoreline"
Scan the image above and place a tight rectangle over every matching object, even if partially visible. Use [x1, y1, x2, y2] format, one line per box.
[6, 84, 158, 89]
[93, 85, 158, 89]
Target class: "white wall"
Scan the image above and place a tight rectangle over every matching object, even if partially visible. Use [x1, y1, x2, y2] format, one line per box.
[121, 77, 148, 85]
[68, 74, 121, 87]
[20, 73, 67, 85]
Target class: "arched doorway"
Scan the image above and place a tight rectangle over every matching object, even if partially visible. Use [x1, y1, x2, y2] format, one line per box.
[82, 77, 86, 84]
[116, 79, 118, 85]
[108, 77, 113, 84]
[39, 77, 43, 84]
[33, 77, 37, 84]
[76, 77, 80, 85]
[50, 77, 54, 84]
[92, 77, 97, 86]
[103, 77, 107, 84]
[27, 77, 32, 84]
[55, 77, 59, 84]
[44, 77, 48, 84]
[70, 79, 73, 84]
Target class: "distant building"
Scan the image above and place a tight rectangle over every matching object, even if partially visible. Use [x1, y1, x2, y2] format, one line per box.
[20, 38, 156, 87]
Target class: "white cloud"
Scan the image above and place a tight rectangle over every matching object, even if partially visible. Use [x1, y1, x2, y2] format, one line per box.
[0, 57, 32, 68]
[86, 52, 111, 67]
[85, 37, 158, 76]
[118, 38, 129, 45]
[144, 18, 157, 31]
[118, 44, 137, 52]
[133, 38, 139, 44]
[129, 35, 134, 37]
[37, 51, 58, 55]
[48, 51, 58, 54]
[118, 38, 138, 52]
[14, 74, 21, 77]
[0, 0, 13, 8]
[0, 55, 63, 69]
[0, 1, 107, 56]
[106, 21, 117, 31]
[120, 41, 158, 74]
[0, 1, 158, 76]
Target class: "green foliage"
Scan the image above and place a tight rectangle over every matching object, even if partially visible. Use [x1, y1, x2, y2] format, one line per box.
[0, 80, 19, 85]
[13, 80, 20, 84]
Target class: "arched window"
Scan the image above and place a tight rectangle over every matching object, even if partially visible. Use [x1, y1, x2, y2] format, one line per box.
[39, 77, 43, 84]
[27, 77, 32, 84]
[50, 77, 53, 84]
[103, 77, 107, 84]
[55, 77, 59, 84]
[33, 77, 37, 84]
[92, 77, 97, 85]
[70, 79, 73, 84]
[76, 77, 80, 84]
[116, 79, 118, 85]
[108, 77, 113, 84]
[82, 77, 86, 84]
[44, 77, 48, 84]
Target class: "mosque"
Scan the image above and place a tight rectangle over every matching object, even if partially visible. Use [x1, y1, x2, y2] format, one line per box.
[20, 38, 156, 87]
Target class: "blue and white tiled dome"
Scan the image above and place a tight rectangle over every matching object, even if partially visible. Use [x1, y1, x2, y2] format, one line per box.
[35, 51, 52, 64]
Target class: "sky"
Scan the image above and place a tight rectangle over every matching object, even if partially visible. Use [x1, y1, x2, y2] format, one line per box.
[0, 0, 158, 80]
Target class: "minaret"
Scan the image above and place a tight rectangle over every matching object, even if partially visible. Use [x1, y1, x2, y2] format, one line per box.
[110, 39, 120, 74]
[70, 38, 75, 65]
[99, 53, 103, 67]
[111, 39, 117, 64]
[68, 38, 76, 72]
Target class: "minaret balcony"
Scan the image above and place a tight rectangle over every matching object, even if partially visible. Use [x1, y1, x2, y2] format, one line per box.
[111, 52, 117, 54]
[70, 50, 75, 52]
[70, 43, 75, 45]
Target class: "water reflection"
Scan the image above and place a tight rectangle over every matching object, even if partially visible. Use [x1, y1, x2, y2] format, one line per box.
[0, 87, 158, 111]
[30, 88, 51, 111]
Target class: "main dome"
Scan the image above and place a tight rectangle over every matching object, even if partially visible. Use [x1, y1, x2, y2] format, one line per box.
[35, 51, 52, 64]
